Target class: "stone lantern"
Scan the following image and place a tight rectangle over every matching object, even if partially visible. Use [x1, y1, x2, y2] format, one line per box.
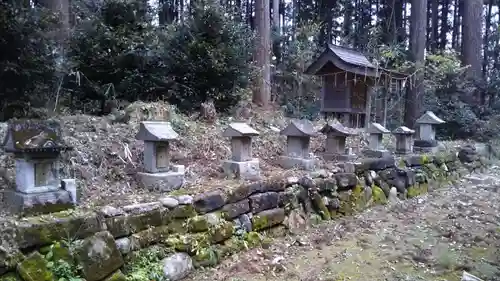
[279, 119, 317, 170]
[414, 111, 445, 153]
[136, 121, 185, 192]
[320, 119, 357, 161]
[362, 122, 391, 158]
[2, 119, 76, 214]
[222, 122, 260, 180]
[392, 126, 415, 155]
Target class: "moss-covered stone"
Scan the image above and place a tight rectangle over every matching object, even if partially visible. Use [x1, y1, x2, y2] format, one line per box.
[371, 185, 387, 205]
[251, 208, 286, 231]
[163, 233, 209, 253]
[16, 211, 104, 249]
[105, 209, 165, 238]
[103, 270, 127, 281]
[186, 215, 210, 233]
[170, 204, 197, 219]
[75, 231, 124, 281]
[193, 247, 218, 268]
[45, 241, 72, 264]
[310, 193, 331, 220]
[129, 225, 171, 250]
[16, 252, 54, 281]
[208, 221, 234, 243]
[244, 232, 262, 247]
[338, 185, 366, 216]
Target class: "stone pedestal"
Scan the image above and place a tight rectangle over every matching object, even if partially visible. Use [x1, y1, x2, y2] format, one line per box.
[136, 121, 185, 191]
[320, 119, 357, 161]
[393, 126, 415, 155]
[137, 165, 185, 192]
[2, 119, 76, 215]
[362, 122, 391, 158]
[279, 119, 317, 170]
[222, 123, 261, 180]
[414, 111, 445, 153]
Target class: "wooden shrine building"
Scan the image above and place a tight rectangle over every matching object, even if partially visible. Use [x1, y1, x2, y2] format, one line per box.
[305, 44, 407, 128]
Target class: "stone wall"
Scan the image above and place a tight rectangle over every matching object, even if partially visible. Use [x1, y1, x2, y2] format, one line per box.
[0, 145, 490, 281]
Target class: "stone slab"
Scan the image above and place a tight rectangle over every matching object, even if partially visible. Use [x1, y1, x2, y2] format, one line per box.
[279, 156, 317, 171]
[5, 189, 74, 215]
[361, 149, 392, 158]
[323, 153, 356, 161]
[222, 159, 260, 180]
[137, 168, 185, 192]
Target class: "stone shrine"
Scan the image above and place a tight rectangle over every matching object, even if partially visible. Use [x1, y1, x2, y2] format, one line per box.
[222, 122, 260, 180]
[362, 122, 391, 158]
[320, 119, 357, 161]
[279, 119, 317, 170]
[136, 121, 185, 192]
[393, 126, 415, 155]
[414, 111, 445, 153]
[2, 119, 76, 214]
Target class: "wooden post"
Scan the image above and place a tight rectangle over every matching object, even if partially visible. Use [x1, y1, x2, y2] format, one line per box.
[365, 86, 373, 128]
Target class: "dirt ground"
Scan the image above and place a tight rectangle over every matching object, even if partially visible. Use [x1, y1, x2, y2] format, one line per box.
[188, 167, 500, 281]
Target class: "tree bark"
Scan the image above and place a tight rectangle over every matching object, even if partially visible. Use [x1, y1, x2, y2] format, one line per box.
[439, 0, 450, 49]
[404, 0, 427, 128]
[483, 0, 493, 77]
[253, 0, 271, 107]
[462, 0, 483, 82]
[430, 0, 439, 52]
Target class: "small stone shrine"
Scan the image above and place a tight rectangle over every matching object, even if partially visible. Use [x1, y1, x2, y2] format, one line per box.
[136, 121, 185, 192]
[393, 126, 415, 155]
[2, 119, 76, 214]
[320, 119, 357, 161]
[279, 119, 317, 170]
[222, 122, 260, 180]
[414, 111, 445, 153]
[362, 122, 391, 158]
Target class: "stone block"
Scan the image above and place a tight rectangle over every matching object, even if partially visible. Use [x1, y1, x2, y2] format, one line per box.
[249, 192, 279, 213]
[222, 159, 260, 180]
[334, 173, 358, 191]
[279, 156, 317, 171]
[136, 169, 185, 192]
[362, 149, 392, 158]
[76, 231, 124, 281]
[222, 199, 250, 219]
[16, 211, 104, 249]
[193, 190, 226, 214]
[251, 208, 285, 231]
[162, 253, 194, 281]
[16, 252, 53, 281]
[105, 208, 165, 238]
[354, 157, 395, 173]
[5, 189, 74, 215]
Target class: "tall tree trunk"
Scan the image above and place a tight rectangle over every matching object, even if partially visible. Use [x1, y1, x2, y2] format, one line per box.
[430, 0, 439, 52]
[462, 0, 483, 82]
[483, 0, 493, 77]
[272, 0, 280, 62]
[439, 0, 450, 49]
[404, 0, 427, 128]
[254, 0, 271, 107]
[452, 0, 460, 50]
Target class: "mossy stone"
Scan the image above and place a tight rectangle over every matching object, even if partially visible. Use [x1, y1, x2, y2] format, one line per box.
[171, 204, 197, 219]
[338, 185, 365, 215]
[17, 252, 54, 281]
[17, 211, 103, 249]
[163, 233, 209, 253]
[310, 193, 331, 220]
[244, 232, 262, 247]
[187, 216, 209, 232]
[251, 208, 285, 231]
[103, 270, 127, 281]
[129, 225, 172, 249]
[193, 247, 218, 268]
[371, 185, 387, 205]
[75, 231, 124, 281]
[208, 221, 234, 243]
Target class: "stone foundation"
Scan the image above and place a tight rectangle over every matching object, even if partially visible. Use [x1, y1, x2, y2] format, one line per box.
[222, 159, 260, 180]
[137, 165, 185, 192]
[279, 156, 317, 170]
[0, 146, 491, 281]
